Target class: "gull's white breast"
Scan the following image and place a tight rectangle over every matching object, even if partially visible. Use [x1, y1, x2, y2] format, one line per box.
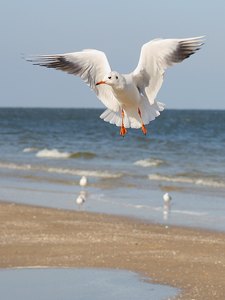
[112, 75, 141, 109]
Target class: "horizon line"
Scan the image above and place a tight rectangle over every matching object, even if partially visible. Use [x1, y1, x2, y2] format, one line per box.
[0, 106, 224, 111]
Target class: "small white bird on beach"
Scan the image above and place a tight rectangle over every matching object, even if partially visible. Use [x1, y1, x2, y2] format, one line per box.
[163, 192, 172, 203]
[76, 191, 87, 208]
[27, 36, 204, 136]
[163, 193, 172, 221]
[79, 175, 88, 187]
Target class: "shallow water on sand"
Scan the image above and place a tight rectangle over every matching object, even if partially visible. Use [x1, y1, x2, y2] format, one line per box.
[0, 268, 178, 300]
[1, 175, 225, 232]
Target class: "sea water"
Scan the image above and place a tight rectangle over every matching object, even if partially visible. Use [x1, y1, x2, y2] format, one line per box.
[0, 268, 178, 300]
[0, 108, 225, 230]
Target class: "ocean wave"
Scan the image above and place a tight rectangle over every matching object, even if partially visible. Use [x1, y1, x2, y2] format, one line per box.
[35, 148, 96, 159]
[0, 162, 32, 171]
[0, 162, 122, 179]
[148, 174, 225, 188]
[134, 158, 165, 167]
[69, 152, 96, 159]
[36, 149, 70, 159]
[46, 167, 122, 178]
[23, 147, 39, 153]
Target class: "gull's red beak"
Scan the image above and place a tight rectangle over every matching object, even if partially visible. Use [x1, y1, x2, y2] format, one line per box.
[96, 81, 106, 86]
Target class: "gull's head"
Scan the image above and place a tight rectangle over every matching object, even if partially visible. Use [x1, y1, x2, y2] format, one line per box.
[96, 71, 123, 88]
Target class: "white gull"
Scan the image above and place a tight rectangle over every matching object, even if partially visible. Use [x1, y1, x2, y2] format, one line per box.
[163, 192, 172, 203]
[79, 175, 88, 187]
[27, 36, 204, 136]
[76, 191, 87, 208]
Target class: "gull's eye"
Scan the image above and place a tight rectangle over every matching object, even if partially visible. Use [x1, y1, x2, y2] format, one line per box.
[108, 76, 111, 79]
[116, 76, 118, 79]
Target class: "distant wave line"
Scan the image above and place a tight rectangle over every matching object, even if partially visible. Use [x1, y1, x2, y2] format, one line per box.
[134, 158, 165, 167]
[0, 162, 122, 179]
[23, 147, 39, 153]
[148, 174, 225, 188]
[36, 149, 70, 158]
[22, 148, 96, 159]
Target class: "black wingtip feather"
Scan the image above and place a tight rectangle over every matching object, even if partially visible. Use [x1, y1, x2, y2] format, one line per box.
[26, 55, 83, 75]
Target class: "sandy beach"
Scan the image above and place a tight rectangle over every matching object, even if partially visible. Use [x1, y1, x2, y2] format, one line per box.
[0, 201, 225, 300]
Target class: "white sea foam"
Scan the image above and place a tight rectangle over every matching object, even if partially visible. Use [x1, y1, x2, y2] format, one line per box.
[134, 158, 164, 167]
[0, 162, 32, 171]
[36, 149, 70, 159]
[0, 161, 122, 179]
[23, 147, 39, 153]
[171, 209, 208, 216]
[148, 174, 225, 188]
[46, 167, 122, 178]
[34, 148, 96, 159]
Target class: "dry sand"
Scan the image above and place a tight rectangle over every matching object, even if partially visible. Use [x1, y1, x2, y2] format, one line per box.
[0, 201, 225, 299]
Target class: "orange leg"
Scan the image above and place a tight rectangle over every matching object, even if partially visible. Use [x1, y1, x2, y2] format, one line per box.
[120, 109, 127, 137]
[138, 108, 147, 135]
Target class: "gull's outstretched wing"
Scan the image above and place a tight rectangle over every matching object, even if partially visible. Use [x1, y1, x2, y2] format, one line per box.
[132, 36, 204, 104]
[27, 49, 120, 112]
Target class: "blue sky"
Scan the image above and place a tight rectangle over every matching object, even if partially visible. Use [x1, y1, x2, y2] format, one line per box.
[0, 0, 224, 109]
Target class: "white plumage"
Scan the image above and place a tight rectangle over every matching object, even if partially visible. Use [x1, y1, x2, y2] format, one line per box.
[76, 191, 87, 207]
[163, 192, 172, 203]
[27, 36, 204, 136]
[76, 194, 85, 205]
[79, 175, 88, 187]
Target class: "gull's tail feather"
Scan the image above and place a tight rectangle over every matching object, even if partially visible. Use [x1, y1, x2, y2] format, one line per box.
[138, 99, 165, 126]
[100, 109, 123, 127]
[100, 100, 165, 129]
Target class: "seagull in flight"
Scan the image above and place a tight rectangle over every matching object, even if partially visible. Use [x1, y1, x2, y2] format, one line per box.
[27, 36, 204, 136]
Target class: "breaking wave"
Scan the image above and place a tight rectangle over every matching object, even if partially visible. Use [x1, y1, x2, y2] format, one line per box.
[36, 149, 70, 158]
[134, 158, 165, 167]
[46, 167, 122, 178]
[23, 147, 39, 153]
[0, 162, 32, 171]
[35, 149, 96, 159]
[0, 162, 122, 179]
[148, 174, 225, 188]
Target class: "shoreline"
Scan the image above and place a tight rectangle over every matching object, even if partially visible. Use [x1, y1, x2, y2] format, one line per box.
[1, 201, 225, 299]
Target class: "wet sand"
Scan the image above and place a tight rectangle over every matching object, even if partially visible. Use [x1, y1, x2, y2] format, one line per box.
[0, 201, 225, 300]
